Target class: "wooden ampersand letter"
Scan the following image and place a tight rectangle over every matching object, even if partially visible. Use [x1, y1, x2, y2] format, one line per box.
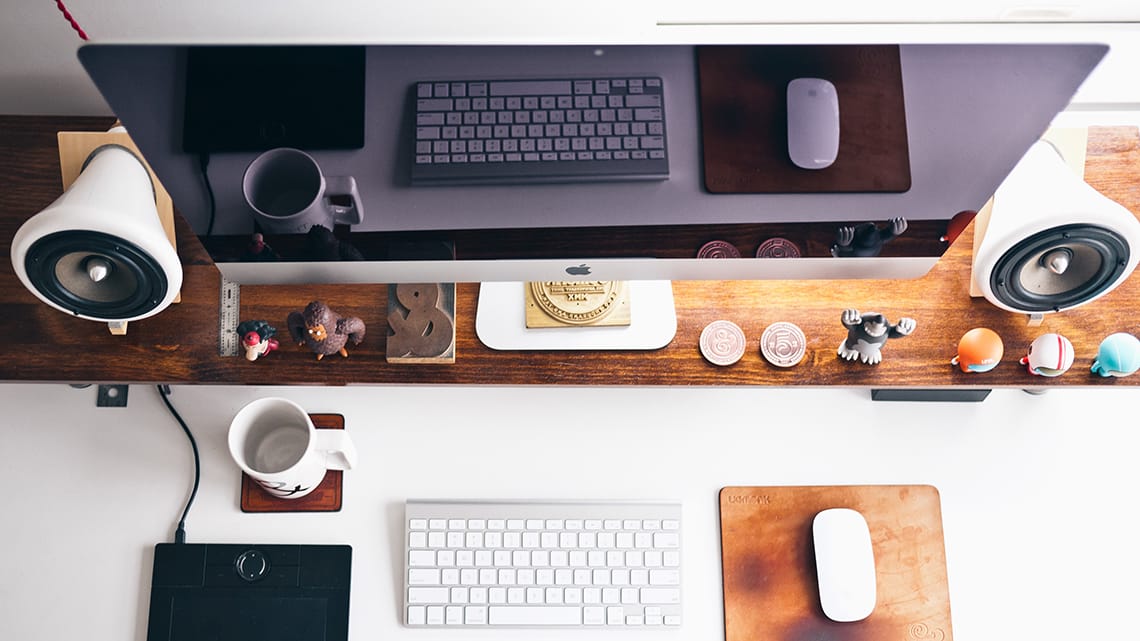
[387, 283, 454, 358]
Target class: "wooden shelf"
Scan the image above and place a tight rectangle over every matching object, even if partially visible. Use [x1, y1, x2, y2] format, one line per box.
[2, 115, 1139, 388]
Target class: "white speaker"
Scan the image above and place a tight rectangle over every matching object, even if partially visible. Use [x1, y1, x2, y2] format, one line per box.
[973, 137, 1140, 315]
[10, 140, 182, 330]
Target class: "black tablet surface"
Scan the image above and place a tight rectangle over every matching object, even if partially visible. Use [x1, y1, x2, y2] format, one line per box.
[146, 543, 351, 641]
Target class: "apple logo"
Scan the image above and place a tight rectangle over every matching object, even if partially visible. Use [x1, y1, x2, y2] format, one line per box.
[565, 263, 592, 276]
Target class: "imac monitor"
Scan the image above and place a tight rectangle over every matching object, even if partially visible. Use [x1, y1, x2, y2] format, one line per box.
[77, 41, 1107, 285]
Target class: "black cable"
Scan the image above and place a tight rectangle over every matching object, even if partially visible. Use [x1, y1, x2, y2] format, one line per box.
[157, 385, 200, 544]
[198, 153, 217, 236]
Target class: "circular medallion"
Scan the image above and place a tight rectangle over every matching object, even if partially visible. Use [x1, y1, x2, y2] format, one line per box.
[530, 281, 624, 325]
[699, 320, 747, 366]
[755, 238, 802, 258]
[697, 240, 741, 259]
[760, 321, 807, 367]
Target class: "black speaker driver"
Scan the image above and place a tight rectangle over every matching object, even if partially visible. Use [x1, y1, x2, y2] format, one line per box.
[989, 223, 1129, 313]
[23, 230, 169, 320]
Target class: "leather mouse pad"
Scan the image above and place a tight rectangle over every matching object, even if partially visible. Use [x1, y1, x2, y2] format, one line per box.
[719, 485, 952, 641]
[697, 45, 911, 194]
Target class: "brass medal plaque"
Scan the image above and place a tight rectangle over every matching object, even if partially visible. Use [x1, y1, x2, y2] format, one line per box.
[525, 281, 631, 328]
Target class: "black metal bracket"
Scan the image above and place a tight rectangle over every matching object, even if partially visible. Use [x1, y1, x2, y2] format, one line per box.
[96, 384, 129, 407]
[871, 388, 992, 402]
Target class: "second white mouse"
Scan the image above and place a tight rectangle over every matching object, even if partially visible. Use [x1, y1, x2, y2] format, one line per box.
[812, 507, 876, 622]
[786, 77, 840, 170]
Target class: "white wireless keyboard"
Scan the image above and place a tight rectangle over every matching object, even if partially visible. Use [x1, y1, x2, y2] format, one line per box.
[403, 499, 682, 627]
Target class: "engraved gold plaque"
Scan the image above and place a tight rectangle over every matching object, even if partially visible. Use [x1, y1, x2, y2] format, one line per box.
[525, 281, 631, 328]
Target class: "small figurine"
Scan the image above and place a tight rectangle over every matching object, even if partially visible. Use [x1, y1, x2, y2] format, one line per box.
[831, 217, 908, 258]
[242, 232, 279, 261]
[838, 309, 915, 365]
[305, 224, 364, 261]
[1019, 333, 1074, 377]
[1091, 332, 1140, 377]
[951, 327, 1004, 373]
[236, 319, 279, 361]
[287, 300, 367, 361]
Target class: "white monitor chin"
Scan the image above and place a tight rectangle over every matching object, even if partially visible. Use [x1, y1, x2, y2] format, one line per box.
[214, 255, 940, 286]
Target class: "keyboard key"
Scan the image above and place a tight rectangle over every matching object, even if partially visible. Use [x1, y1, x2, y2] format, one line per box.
[641, 588, 680, 604]
[489, 606, 582, 625]
[465, 606, 487, 624]
[408, 568, 441, 585]
[408, 587, 449, 604]
[407, 605, 426, 625]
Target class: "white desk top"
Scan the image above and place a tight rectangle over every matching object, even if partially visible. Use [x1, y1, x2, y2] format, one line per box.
[1, 383, 1138, 640]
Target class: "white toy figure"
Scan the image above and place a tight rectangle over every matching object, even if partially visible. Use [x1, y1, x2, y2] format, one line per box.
[1019, 333, 1074, 377]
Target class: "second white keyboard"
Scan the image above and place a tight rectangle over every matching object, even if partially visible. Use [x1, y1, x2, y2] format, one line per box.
[403, 499, 682, 628]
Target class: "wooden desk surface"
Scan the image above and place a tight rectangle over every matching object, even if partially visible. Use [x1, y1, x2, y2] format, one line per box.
[2, 115, 1138, 387]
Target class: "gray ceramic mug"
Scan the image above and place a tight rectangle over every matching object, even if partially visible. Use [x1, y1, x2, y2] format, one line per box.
[242, 147, 363, 234]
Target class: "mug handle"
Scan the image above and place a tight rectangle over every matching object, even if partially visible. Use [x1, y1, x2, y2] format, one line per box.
[314, 430, 358, 470]
[324, 175, 364, 226]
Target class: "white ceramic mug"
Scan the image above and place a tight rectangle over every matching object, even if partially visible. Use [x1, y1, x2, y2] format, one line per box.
[242, 147, 364, 234]
[227, 397, 357, 499]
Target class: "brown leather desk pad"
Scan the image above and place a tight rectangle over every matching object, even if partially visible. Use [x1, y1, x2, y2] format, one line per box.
[719, 485, 952, 641]
[697, 45, 911, 194]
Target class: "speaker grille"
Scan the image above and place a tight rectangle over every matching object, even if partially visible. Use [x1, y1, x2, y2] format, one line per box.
[23, 230, 169, 320]
[989, 224, 1129, 312]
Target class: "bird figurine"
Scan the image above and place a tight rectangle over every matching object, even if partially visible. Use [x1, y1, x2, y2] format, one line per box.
[287, 300, 366, 360]
[305, 224, 364, 261]
[236, 319, 280, 361]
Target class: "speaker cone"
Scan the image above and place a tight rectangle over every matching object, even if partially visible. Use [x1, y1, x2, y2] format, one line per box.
[23, 230, 169, 320]
[988, 223, 1129, 313]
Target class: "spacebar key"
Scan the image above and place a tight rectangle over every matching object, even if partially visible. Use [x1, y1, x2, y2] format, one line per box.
[488, 606, 582, 625]
[489, 80, 572, 96]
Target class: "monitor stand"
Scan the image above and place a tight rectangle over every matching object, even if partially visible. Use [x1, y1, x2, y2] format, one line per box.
[475, 281, 677, 351]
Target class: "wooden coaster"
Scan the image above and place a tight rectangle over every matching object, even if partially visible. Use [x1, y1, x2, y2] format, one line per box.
[720, 485, 952, 641]
[240, 414, 344, 513]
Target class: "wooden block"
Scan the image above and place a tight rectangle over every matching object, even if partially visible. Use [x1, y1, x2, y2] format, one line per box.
[386, 283, 456, 363]
[720, 485, 952, 641]
[524, 281, 632, 328]
[241, 414, 344, 513]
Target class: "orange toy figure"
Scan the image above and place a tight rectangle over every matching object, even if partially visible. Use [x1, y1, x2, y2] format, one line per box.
[951, 327, 1004, 373]
[287, 300, 366, 361]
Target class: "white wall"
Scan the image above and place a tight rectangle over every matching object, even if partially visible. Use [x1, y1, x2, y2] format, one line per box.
[3, 1, 1139, 116]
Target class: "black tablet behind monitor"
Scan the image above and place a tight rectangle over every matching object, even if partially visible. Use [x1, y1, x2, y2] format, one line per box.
[147, 543, 351, 641]
[182, 45, 366, 153]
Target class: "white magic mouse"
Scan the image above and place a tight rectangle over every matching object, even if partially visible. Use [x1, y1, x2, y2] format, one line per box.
[786, 77, 840, 170]
[812, 507, 876, 622]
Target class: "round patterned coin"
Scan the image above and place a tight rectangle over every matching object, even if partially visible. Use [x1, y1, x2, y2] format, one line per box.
[697, 240, 742, 259]
[760, 321, 807, 367]
[699, 320, 747, 366]
[755, 237, 803, 258]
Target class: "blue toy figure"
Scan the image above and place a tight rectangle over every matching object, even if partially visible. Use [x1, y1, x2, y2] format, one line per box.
[1091, 332, 1140, 377]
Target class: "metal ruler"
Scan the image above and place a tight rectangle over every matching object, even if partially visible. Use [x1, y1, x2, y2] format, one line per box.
[218, 276, 240, 356]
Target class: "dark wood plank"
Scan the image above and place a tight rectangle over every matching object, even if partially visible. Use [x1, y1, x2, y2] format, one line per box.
[1, 115, 1138, 388]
